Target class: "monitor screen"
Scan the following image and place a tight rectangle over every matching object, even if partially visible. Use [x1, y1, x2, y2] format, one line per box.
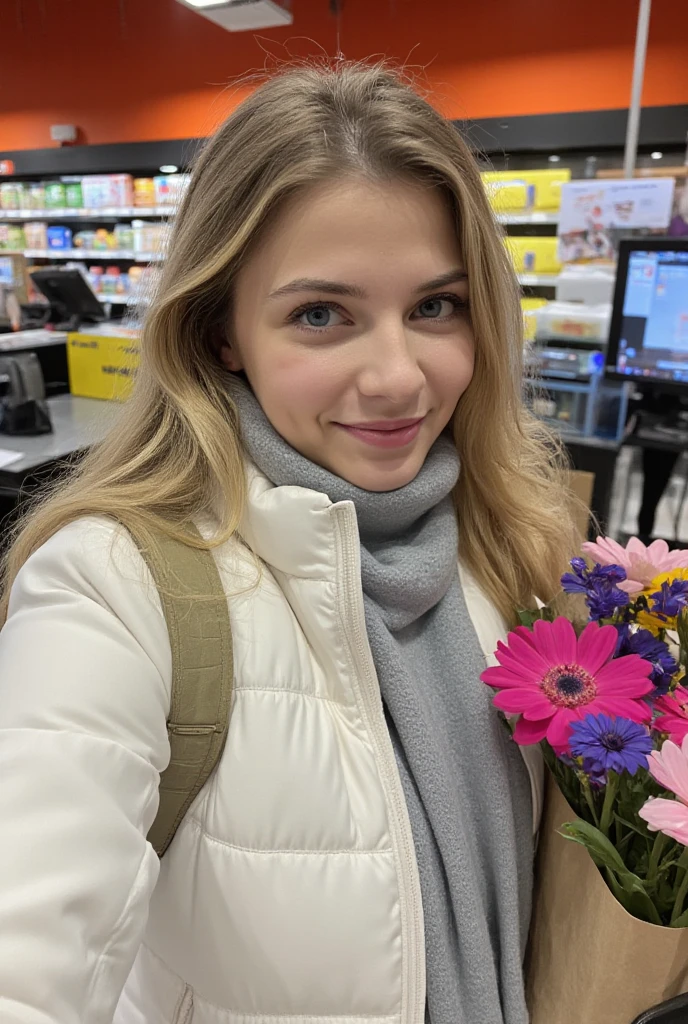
[0, 257, 14, 287]
[607, 241, 688, 387]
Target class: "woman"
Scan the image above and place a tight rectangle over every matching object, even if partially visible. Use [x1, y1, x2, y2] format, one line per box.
[0, 63, 577, 1024]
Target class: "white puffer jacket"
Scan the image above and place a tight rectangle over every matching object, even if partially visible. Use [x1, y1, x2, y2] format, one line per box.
[0, 466, 543, 1024]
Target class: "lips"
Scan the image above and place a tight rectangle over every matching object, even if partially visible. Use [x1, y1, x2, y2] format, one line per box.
[334, 416, 427, 450]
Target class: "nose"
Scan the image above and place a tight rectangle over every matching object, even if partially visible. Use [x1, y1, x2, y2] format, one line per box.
[357, 320, 425, 406]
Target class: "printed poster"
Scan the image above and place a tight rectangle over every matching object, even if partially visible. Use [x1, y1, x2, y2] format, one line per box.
[557, 178, 675, 262]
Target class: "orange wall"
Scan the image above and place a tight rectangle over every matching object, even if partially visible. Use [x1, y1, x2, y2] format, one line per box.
[1, 0, 687, 150]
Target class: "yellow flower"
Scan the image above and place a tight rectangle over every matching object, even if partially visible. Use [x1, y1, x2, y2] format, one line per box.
[638, 568, 688, 635]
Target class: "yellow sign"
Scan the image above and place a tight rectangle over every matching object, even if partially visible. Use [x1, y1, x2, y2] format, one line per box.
[67, 331, 140, 401]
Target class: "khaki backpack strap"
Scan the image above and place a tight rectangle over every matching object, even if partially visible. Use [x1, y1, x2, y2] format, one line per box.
[127, 523, 233, 858]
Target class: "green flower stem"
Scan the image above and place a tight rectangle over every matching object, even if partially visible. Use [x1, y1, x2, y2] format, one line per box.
[580, 776, 600, 828]
[600, 772, 620, 838]
[647, 832, 668, 888]
[671, 849, 688, 925]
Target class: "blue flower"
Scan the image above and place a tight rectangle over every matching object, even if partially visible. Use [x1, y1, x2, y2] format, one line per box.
[650, 579, 688, 621]
[615, 625, 678, 696]
[569, 713, 653, 776]
[561, 560, 630, 621]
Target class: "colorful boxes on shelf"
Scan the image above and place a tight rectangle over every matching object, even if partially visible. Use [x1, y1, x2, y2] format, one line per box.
[482, 169, 571, 212]
[505, 236, 562, 274]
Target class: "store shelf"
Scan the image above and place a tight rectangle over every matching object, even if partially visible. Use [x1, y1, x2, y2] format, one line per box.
[518, 273, 560, 287]
[8, 248, 164, 262]
[497, 212, 559, 225]
[1, 206, 173, 220]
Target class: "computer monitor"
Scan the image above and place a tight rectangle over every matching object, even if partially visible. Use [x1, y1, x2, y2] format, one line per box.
[30, 267, 106, 330]
[605, 238, 688, 393]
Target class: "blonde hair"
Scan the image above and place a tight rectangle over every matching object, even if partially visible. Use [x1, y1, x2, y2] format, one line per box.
[0, 60, 578, 624]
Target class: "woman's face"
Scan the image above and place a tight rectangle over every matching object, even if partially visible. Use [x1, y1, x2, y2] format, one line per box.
[225, 177, 475, 491]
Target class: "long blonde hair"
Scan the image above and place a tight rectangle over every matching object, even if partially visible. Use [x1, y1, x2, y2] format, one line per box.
[0, 60, 578, 624]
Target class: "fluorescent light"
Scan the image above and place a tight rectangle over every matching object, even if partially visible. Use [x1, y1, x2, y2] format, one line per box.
[651, 151, 663, 159]
[185, 0, 228, 7]
[160, 165, 179, 174]
[548, 154, 561, 163]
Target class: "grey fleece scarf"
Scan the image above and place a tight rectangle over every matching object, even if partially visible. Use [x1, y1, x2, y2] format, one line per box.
[229, 378, 534, 1024]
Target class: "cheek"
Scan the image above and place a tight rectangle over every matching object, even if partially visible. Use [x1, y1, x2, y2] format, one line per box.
[251, 347, 348, 423]
[427, 333, 475, 404]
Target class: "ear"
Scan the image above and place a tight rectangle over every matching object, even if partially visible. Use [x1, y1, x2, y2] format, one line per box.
[219, 340, 244, 373]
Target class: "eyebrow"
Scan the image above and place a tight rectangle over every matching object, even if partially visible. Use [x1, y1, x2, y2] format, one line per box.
[267, 268, 468, 302]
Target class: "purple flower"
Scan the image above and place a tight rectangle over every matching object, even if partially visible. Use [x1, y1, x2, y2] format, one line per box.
[582, 757, 608, 789]
[561, 560, 630, 621]
[569, 713, 653, 776]
[651, 579, 688, 621]
[615, 625, 678, 696]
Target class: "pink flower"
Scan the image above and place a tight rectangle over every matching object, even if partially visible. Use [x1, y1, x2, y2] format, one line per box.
[639, 735, 688, 845]
[581, 536, 688, 595]
[654, 686, 688, 743]
[481, 617, 653, 752]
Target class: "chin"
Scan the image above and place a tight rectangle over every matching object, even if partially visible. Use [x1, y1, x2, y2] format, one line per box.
[337, 452, 427, 492]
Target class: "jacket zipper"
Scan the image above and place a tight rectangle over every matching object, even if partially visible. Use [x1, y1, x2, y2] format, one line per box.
[333, 504, 425, 1024]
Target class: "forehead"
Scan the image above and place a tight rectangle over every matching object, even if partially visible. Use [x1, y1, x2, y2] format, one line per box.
[238, 177, 462, 289]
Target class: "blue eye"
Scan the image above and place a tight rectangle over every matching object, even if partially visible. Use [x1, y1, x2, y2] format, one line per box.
[294, 304, 347, 329]
[415, 297, 460, 319]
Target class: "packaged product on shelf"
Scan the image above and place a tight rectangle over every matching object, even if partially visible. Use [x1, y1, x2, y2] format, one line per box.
[93, 228, 114, 250]
[483, 176, 532, 213]
[1, 224, 27, 250]
[505, 236, 561, 274]
[46, 225, 73, 250]
[128, 265, 144, 293]
[0, 182, 26, 210]
[556, 265, 616, 305]
[113, 223, 135, 250]
[99, 268, 121, 295]
[65, 181, 84, 209]
[28, 183, 46, 209]
[133, 178, 156, 207]
[88, 266, 104, 292]
[24, 221, 48, 249]
[154, 174, 188, 207]
[521, 296, 548, 343]
[81, 175, 133, 209]
[482, 168, 571, 212]
[534, 301, 612, 343]
[109, 174, 134, 207]
[74, 230, 96, 250]
[44, 181, 67, 209]
[132, 219, 165, 253]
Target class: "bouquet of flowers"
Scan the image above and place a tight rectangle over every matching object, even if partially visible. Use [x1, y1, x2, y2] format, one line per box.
[481, 537, 688, 1024]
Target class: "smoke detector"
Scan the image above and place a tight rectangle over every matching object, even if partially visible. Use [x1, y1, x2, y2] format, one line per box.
[176, 0, 292, 31]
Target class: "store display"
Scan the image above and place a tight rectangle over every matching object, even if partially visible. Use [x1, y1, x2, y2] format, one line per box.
[483, 168, 571, 213]
[556, 265, 616, 305]
[558, 178, 676, 262]
[534, 301, 612, 343]
[505, 236, 561, 274]
[521, 297, 548, 342]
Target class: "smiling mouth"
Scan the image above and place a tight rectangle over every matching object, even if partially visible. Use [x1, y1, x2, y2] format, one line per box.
[334, 416, 427, 450]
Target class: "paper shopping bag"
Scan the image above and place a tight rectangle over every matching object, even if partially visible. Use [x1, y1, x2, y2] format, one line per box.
[526, 774, 688, 1024]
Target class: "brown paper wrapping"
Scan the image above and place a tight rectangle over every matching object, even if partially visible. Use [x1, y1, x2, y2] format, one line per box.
[526, 775, 688, 1024]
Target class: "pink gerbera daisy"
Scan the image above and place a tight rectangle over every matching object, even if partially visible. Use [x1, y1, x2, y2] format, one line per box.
[581, 536, 688, 595]
[654, 686, 688, 743]
[639, 735, 688, 846]
[481, 617, 653, 752]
